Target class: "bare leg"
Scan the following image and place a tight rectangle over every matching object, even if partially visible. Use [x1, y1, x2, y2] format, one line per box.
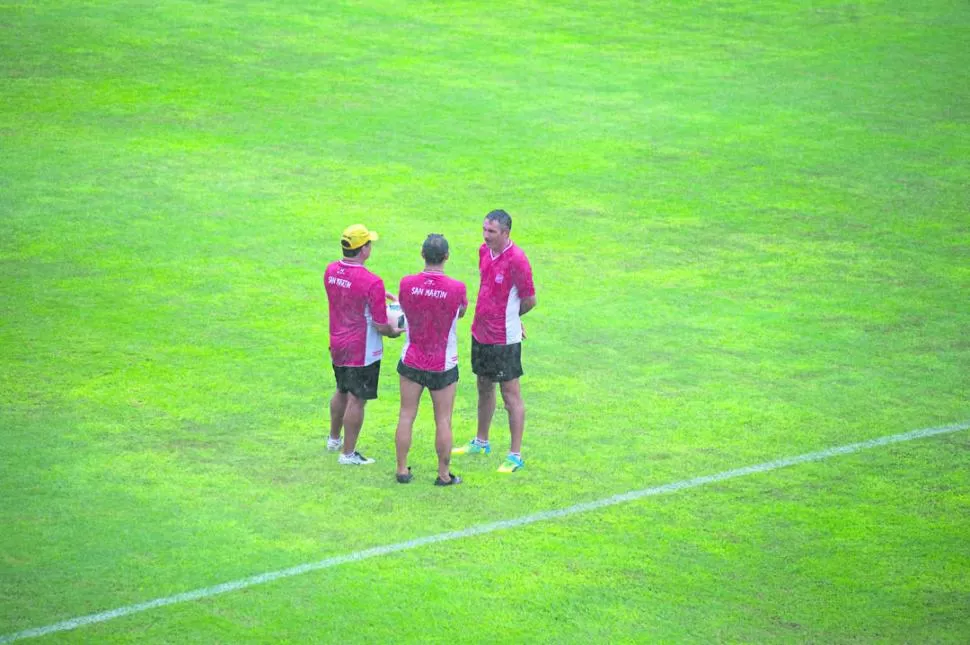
[476, 375, 496, 443]
[499, 378, 525, 454]
[329, 390, 348, 441]
[396, 376, 424, 475]
[342, 393, 367, 455]
[429, 382, 457, 481]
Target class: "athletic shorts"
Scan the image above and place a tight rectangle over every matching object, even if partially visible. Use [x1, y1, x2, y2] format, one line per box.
[397, 360, 459, 391]
[332, 361, 381, 400]
[471, 337, 523, 382]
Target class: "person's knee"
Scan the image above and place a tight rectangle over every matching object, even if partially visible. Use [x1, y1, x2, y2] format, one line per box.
[503, 398, 523, 414]
[398, 407, 418, 424]
[500, 382, 520, 402]
[432, 403, 453, 425]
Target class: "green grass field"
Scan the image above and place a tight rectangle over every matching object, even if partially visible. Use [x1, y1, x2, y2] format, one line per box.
[2, 0, 969, 642]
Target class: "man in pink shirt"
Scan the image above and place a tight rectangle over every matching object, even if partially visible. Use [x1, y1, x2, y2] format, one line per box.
[324, 224, 402, 466]
[453, 210, 537, 473]
[394, 234, 468, 486]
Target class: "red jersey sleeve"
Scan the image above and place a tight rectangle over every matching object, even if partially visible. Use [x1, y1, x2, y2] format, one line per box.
[511, 252, 536, 299]
[369, 278, 388, 325]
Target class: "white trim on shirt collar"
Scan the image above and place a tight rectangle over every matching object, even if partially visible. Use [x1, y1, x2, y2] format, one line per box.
[489, 241, 513, 260]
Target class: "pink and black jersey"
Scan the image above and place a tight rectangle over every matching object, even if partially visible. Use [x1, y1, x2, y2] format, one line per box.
[472, 242, 535, 345]
[324, 260, 388, 367]
[399, 272, 467, 372]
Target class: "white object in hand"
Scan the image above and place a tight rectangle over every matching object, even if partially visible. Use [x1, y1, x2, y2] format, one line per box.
[386, 302, 406, 329]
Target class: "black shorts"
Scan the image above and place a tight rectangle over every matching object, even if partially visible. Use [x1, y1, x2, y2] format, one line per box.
[332, 361, 381, 400]
[471, 337, 523, 382]
[397, 360, 459, 391]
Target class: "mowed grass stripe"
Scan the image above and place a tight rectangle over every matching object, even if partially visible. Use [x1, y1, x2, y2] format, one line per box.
[3, 420, 966, 644]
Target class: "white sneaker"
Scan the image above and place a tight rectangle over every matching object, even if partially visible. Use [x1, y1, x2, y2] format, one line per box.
[326, 437, 343, 451]
[338, 451, 375, 465]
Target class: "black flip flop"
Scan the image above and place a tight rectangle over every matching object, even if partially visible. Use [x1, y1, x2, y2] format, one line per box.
[396, 467, 413, 484]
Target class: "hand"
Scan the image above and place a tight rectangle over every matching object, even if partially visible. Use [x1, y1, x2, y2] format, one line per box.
[390, 326, 404, 339]
[521, 322, 527, 340]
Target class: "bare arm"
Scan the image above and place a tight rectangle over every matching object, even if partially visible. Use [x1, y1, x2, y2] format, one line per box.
[519, 295, 537, 316]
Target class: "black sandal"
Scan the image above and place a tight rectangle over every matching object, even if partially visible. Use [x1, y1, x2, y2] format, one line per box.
[434, 473, 462, 486]
[396, 467, 413, 484]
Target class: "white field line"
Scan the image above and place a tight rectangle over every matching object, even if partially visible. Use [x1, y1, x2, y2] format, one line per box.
[2, 420, 968, 643]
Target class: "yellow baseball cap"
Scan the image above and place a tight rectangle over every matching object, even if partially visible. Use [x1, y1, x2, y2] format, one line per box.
[341, 224, 379, 250]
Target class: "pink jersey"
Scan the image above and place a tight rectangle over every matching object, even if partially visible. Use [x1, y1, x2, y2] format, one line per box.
[324, 260, 388, 367]
[399, 272, 467, 371]
[472, 242, 535, 345]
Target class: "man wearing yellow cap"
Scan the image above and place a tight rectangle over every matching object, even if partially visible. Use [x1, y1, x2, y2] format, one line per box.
[324, 224, 402, 465]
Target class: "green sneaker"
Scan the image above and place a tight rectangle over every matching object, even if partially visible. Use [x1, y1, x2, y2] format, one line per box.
[452, 439, 491, 456]
[497, 454, 524, 473]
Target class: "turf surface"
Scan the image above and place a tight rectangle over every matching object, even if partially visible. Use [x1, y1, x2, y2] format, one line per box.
[1, 0, 968, 642]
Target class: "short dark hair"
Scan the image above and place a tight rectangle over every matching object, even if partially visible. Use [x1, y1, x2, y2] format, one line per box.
[342, 241, 369, 258]
[485, 209, 512, 232]
[422, 234, 449, 265]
